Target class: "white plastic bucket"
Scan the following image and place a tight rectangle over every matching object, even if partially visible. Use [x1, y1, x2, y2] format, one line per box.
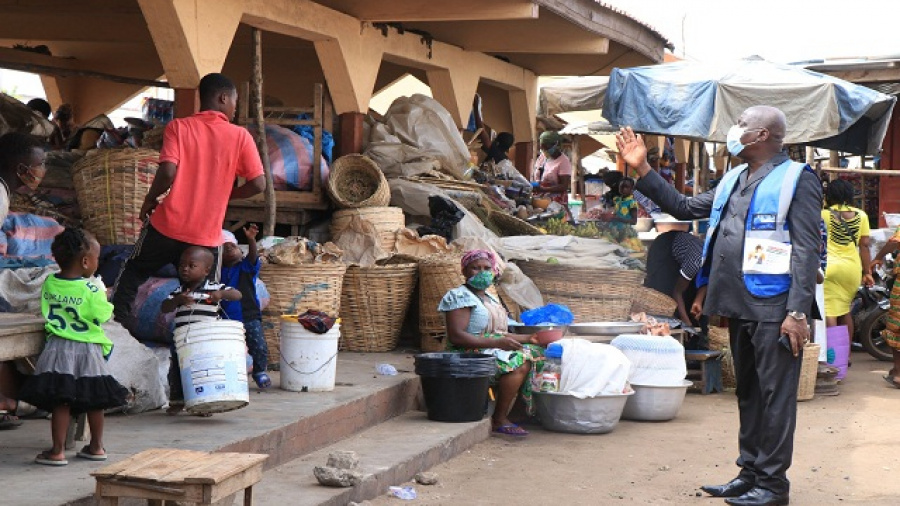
[280, 321, 340, 392]
[174, 320, 250, 415]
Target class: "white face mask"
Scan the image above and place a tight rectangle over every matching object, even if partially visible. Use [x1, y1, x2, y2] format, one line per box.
[726, 125, 762, 157]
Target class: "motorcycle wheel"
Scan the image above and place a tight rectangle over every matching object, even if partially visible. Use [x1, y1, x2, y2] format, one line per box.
[859, 308, 894, 362]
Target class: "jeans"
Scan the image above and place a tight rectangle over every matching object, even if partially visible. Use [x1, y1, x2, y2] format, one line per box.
[244, 319, 268, 374]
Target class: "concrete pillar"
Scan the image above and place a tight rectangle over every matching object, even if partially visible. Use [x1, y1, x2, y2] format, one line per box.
[138, 0, 242, 88]
[338, 112, 365, 156]
[426, 68, 480, 129]
[174, 88, 200, 118]
[314, 31, 384, 115]
[515, 141, 534, 180]
[508, 77, 537, 143]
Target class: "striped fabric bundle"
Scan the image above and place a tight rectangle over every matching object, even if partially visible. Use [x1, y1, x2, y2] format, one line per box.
[251, 124, 329, 191]
[1, 212, 64, 259]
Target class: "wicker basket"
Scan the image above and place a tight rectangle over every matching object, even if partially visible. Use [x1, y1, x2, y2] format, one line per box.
[327, 154, 390, 208]
[516, 261, 643, 321]
[489, 212, 545, 236]
[707, 326, 736, 388]
[71, 148, 159, 245]
[630, 286, 677, 317]
[258, 262, 347, 367]
[418, 256, 464, 352]
[339, 262, 418, 352]
[331, 206, 405, 253]
[798, 343, 821, 401]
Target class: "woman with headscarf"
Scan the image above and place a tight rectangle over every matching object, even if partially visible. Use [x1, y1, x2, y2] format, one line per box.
[438, 249, 544, 437]
[534, 130, 572, 207]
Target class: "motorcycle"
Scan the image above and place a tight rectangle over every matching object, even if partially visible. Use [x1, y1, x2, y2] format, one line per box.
[851, 253, 896, 362]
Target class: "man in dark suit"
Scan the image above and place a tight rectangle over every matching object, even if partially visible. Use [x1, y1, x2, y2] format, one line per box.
[616, 106, 821, 506]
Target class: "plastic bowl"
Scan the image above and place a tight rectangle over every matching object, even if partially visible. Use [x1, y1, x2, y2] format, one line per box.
[621, 380, 692, 421]
[534, 328, 565, 346]
[654, 220, 691, 233]
[534, 390, 633, 434]
[635, 217, 654, 232]
[532, 197, 552, 209]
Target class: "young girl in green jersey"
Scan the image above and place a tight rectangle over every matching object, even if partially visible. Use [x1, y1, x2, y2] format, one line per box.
[19, 228, 129, 466]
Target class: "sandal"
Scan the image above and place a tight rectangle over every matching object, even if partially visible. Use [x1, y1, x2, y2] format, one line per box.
[15, 400, 50, 420]
[35, 451, 67, 466]
[883, 375, 900, 389]
[253, 372, 272, 389]
[0, 412, 23, 430]
[76, 445, 107, 461]
[492, 423, 529, 437]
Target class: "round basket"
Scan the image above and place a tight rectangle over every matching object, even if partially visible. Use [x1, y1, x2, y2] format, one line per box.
[71, 148, 159, 245]
[340, 262, 418, 352]
[798, 343, 821, 401]
[258, 262, 347, 367]
[708, 326, 736, 389]
[630, 286, 678, 317]
[326, 154, 390, 208]
[489, 212, 545, 236]
[516, 261, 643, 322]
[418, 256, 464, 352]
[331, 206, 405, 253]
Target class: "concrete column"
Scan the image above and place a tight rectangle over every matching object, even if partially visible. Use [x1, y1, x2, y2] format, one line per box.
[314, 31, 384, 115]
[426, 68, 480, 128]
[508, 77, 537, 143]
[338, 112, 365, 156]
[514, 141, 534, 180]
[138, 0, 242, 88]
[174, 88, 200, 118]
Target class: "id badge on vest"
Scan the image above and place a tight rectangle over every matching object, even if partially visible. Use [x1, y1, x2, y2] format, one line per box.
[742, 238, 791, 275]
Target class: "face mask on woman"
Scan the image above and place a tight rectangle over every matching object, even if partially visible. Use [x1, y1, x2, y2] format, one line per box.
[467, 270, 494, 290]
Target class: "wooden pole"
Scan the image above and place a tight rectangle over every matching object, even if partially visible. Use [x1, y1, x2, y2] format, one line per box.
[570, 136, 580, 199]
[251, 28, 276, 237]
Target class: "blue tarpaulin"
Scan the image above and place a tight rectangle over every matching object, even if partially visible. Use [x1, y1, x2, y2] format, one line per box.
[602, 56, 896, 155]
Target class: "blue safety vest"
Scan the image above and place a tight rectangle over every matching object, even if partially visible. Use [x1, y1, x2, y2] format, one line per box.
[697, 159, 808, 298]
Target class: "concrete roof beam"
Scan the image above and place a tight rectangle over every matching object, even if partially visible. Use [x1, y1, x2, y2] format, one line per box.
[314, 0, 539, 22]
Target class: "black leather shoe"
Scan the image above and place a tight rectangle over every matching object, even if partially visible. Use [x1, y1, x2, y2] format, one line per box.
[700, 478, 755, 498]
[724, 487, 789, 506]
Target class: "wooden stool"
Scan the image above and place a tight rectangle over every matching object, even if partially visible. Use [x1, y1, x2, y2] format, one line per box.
[685, 350, 723, 395]
[92, 449, 268, 505]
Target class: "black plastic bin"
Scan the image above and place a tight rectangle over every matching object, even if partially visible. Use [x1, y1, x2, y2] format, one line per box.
[415, 352, 497, 422]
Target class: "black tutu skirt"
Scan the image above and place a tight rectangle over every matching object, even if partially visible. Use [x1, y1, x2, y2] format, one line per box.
[18, 336, 129, 414]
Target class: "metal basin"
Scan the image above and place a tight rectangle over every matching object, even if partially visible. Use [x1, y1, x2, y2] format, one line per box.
[621, 380, 693, 422]
[508, 324, 569, 335]
[534, 390, 633, 434]
[568, 322, 644, 336]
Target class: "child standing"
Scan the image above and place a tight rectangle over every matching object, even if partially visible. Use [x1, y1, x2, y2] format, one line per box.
[160, 246, 240, 415]
[220, 224, 270, 388]
[19, 228, 129, 466]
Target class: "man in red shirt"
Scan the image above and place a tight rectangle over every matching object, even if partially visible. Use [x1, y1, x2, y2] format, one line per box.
[112, 73, 265, 328]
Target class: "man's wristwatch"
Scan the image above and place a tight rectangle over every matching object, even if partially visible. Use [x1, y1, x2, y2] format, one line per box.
[787, 311, 807, 321]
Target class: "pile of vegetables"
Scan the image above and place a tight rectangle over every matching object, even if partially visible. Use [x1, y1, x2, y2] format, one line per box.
[542, 218, 644, 252]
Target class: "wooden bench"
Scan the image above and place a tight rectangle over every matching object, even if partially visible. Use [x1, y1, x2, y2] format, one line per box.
[0, 313, 88, 448]
[92, 448, 268, 505]
[685, 350, 723, 395]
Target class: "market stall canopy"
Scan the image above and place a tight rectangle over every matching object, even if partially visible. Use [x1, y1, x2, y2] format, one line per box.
[537, 76, 609, 117]
[602, 56, 898, 155]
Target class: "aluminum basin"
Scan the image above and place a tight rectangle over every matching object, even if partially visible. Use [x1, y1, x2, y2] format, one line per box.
[534, 390, 633, 434]
[621, 380, 692, 421]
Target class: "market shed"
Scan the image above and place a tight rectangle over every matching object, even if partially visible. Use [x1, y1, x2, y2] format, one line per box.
[0, 0, 669, 168]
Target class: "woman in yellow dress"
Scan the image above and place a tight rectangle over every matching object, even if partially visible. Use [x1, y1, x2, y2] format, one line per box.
[821, 179, 874, 339]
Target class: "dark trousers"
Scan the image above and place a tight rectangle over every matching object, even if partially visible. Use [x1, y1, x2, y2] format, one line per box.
[729, 319, 803, 495]
[244, 319, 268, 375]
[112, 223, 221, 330]
[168, 345, 183, 403]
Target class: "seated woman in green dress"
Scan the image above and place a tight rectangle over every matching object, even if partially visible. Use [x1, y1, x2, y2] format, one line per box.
[439, 249, 544, 437]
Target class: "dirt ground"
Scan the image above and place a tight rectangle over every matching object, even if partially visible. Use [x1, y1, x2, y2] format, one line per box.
[371, 352, 899, 505]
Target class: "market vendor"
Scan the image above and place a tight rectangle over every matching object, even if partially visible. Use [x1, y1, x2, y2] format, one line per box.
[439, 249, 543, 437]
[534, 130, 572, 206]
[471, 95, 531, 197]
[643, 230, 707, 331]
[0, 132, 47, 430]
[600, 177, 638, 227]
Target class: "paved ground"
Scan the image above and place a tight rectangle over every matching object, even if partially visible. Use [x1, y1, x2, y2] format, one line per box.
[370, 352, 899, 505]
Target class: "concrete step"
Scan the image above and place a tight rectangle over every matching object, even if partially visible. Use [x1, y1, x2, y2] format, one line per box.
[0, 353, 421, 506]
[253, 411, 490, 506]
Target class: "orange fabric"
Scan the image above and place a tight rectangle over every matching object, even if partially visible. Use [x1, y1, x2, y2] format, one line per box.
[152, 111, 263, 247]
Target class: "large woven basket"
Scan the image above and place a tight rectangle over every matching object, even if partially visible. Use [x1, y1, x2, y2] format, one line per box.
[798, 343, 821, 401]
[258, 262, 348, 367]
[630, 286, 678, 317]
[327, 154, 390, 208]
[489, 212, 545, 236]
[340, 262, 418, 352]
[708, 326, 736, 389]
[418, 256, 464, 352]
[331, 206, 405, 253]
[517, 261, 643, 321]
[71, 148, 159, 245]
